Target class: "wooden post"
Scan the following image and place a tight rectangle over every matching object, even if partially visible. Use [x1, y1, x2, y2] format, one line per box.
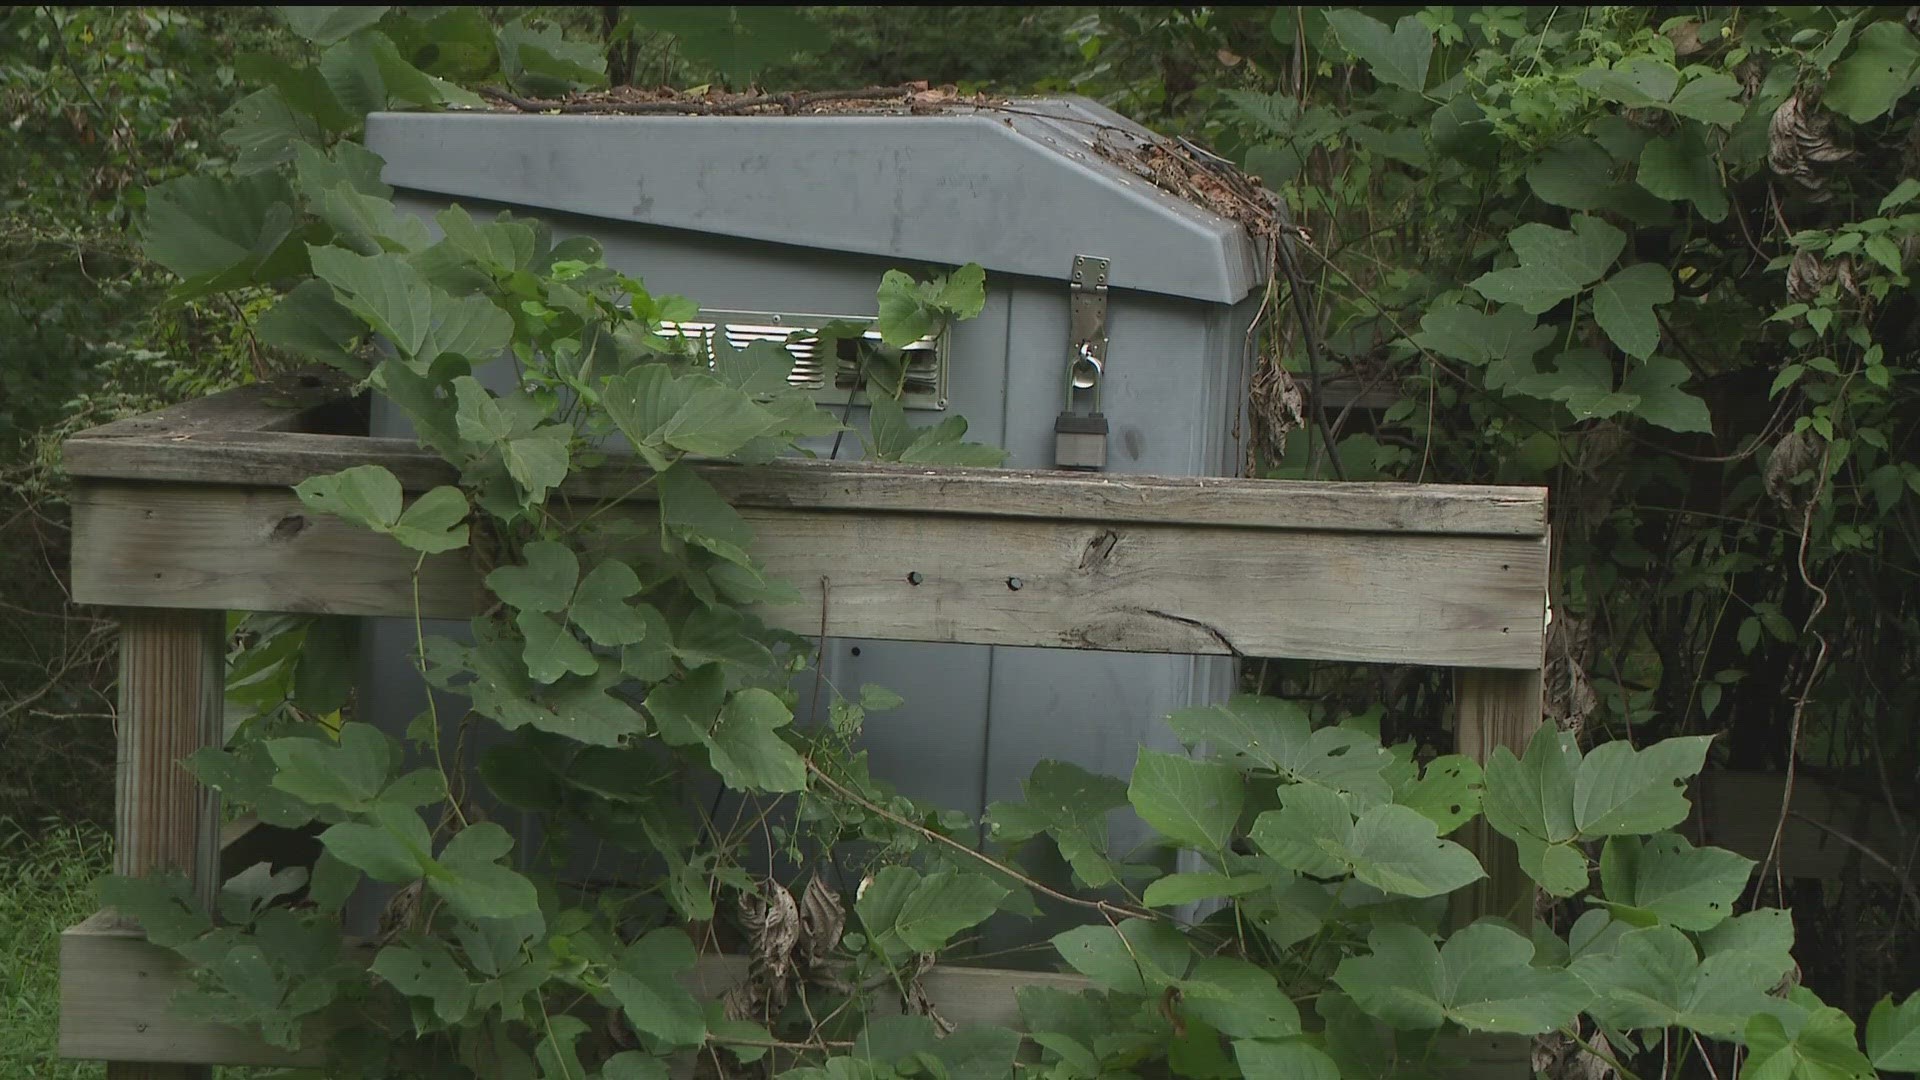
[108, 609, 224, 1080]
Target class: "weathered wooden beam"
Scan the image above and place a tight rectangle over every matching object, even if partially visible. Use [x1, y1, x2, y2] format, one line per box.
[62, 432, 1548, 538]
[70, 480, 1549, 669]
[69, 371, 359, 444]
[106, 609, 227, 1080]
[61, 913, 1530, 1072]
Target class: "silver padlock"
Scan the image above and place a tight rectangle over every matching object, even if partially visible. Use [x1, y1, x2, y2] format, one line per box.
[1055, 347, 1108, 470]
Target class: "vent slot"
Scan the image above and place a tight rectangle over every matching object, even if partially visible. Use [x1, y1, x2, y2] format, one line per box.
[657, 309, 949, 410]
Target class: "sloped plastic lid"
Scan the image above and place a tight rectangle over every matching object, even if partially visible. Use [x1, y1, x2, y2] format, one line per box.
[365, 95, 1263, 304]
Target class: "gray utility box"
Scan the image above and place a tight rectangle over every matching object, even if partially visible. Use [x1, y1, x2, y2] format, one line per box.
[360, 97, 1267, 903]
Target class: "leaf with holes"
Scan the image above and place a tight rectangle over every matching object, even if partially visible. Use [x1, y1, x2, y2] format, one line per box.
[988, 760, 1131, 889]
[1392, 753, 1483, 835]
[1868, 992, 1920, 1072]
[371, 939, 472, 1030]
[1052, 918, 1193, 994]
[514, 610, 597, 684]
[294, 464, 403, 533]
[1572, 925, 1784, 1039]
[1745, 998, 1876, 1080]
[1597, 833, 1752, 931]
[388, 486, 468, 554]
[1827, 22, 1920, 123]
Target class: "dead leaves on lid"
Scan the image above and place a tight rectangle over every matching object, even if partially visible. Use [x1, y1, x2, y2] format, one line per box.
[722, 875, 847, 1022]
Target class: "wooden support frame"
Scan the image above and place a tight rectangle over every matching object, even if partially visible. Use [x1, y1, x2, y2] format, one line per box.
[59, 376, 1551, 1073]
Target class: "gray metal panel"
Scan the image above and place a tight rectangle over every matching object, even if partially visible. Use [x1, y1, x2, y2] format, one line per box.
[365, 98, 1260, 305]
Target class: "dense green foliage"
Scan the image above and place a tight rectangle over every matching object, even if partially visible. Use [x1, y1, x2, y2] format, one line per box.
[7, 4, 1920, 1079]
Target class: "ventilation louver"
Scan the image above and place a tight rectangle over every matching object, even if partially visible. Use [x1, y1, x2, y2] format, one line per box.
[658, 309, 948, 410]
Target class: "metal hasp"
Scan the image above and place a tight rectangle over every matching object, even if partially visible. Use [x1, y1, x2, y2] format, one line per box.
[1055, 254, 1111, 470]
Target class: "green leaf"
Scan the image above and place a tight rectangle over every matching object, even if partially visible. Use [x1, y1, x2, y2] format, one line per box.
[141, 171, 299, 290]
[221, 88, 323, 176]
[1128, 749, 1244, 853]
[1638, 128, 1729, 222]
[1624, 356, 1714, 435]
[320, 805, 431, 883]
[707, 689, 805, 792]
[571, 560, 649, 646]
[658, 380, 780, 458]
[1471, 216, 1625, 313]
[1826, 22, 1920, 123]
[610, 930, 706, 1048]
[486, 541, 578, 613]
[1143, 871, 1265, 908]
[1411, 303, 1557, 375]
[857, 867, 1007, 958]
[1393, 754, 1483, 836]
[1234, 1039, 1341, 1080]
[432, 823, 539, 920]
[1323, 10, 1431, 92]
[1593, 263, 1675, 360]
[1666, 73, 1746, 127]
[1574, 734, 1711, 835]
[936, 263, 988, 319]
[1182, 956, 1302, 1039]
[1250, 782, 1352, 879]
[603, 1052, 670, 1080]
[876, 270, 938, 347]
[255, 280, 366, 374]
[1577, 57, 1680, 109]
[1598, 833, 1753, 931]
[987, 760, 1131, 889]
[658, 462, 753, 551]
[497, 15, 607, 95]
[1527, 138, 1616, 210]
[1333, 922, 1591, 1034]
[1164, 694, 1394, 802]
[317, 31, 389, 118]
[292, 616, 358, 715]
[389, 486, 469, 553]
[1341, 804, 1487, 898]
[279, 6, 389, 45]
[371, 940, 473, 1028]
[514, 610, 597, 684]
[308, 247, 511, 364]
[1051, 918, 1192, 994]
[1868, 993, 1920, 1071]
[266, 724, 393, 811]
[1745, 1002, 1876, 1080]
[1572, 925, 1782, 1039]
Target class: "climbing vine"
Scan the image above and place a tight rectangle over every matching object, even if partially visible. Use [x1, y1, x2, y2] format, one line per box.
[96, 7, 1920, 1080]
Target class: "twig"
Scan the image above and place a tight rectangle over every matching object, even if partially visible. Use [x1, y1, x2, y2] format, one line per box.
[802, 758, 1154, 923]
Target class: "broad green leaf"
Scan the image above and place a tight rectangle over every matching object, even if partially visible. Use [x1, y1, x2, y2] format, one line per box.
[1051, 918, 1192, 994]
[1128, 749, 1244, 853]
[610, 930, 706, 1048]
[486, 541, 578, 613]
[1182, 956, 1302, 1039]
[1143, 871, 1265, 908]
[279, 6, 388, 45]
[1574, 734, 1711, 835]
[1233, 1039, 1341, 1080]
[293, 463, 403, 532]
[371, 940, 472, 1028]
[1598, 833, 1752, 931]
[1392, 753, 1483, 836]
[497, 15, 607, 95]
[571, 560, 649, 646]
[98, 872, 215, 954]
[1164, 694, 1394, 802]
[1249, 783, 1351, 879]
[291, 615, 357, 716]
[1592, 263, 1675, 360]
[1333, 922, 1590, 1034]
[320, 804, 431, 883]
[1638, 128, 1729, 222]
[1826, 22, 1920, 123]
[1341, 804, 1486, 898]
[658, 462, 753, 551]
[141, 169, 299, 287]
[658, 380, 780, 458]
[221, 88, 322, 176]
[876, 270, 937, 346]
[389, 486, 469, 553]
[936, 263, 988, 319]
[514, 610, 597, 684]
[1576, 57, 1680, 109]
[1324, 10, 1432, 92]
[432, 823, 539, 919]
[1526, 138, 1615, 210]
[644, 665, 726, 748]
[857, 867, 1006, 957]
[987, 760, 1131, 889]
[1699, 909, 1797, 977]
[313, 183, 431, 255]
[1868, 993, 1920, 1071]
[1482, 725, 1580, 846]
[309, 247, 511, 364]
[1471, 216, 1625, 313]
[1623, 356, 1714, 435]
[706, 688, 805, 792]
[317, 31, 389, 119]
[1572, 925, 1782, 1039]
[1745, 1003, 1876, 1080]
[266, 724, 393, 811]
[603, 1052, 670, 1080]
[1667, 72, 1746, 126]
[255, 280, 365, 373]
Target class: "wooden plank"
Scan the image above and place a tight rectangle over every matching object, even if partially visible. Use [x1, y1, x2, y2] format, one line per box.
[1449, 667, 1546, 931]
[71, 481, 1549, 669]
[62, 431, 1548, 538]
[1688, 771, 1917, 886]
[66, 371, 359, 444]
[62, 915, 1528, 1071]
[106, 609, 227, 1080]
